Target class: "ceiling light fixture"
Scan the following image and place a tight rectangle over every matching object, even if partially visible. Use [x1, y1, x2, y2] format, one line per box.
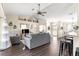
[32, 4, 47, 16]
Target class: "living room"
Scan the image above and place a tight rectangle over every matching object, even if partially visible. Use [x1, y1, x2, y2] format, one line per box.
[0, 3, 79, 56]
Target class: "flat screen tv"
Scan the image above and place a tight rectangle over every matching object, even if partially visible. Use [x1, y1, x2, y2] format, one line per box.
[22, 29, 29, 34]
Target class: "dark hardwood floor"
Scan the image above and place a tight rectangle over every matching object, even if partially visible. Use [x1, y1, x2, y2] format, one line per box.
[0, 37, 60, 56]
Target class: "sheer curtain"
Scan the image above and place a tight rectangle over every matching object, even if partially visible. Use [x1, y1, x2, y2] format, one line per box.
[0, 4, 11, 50]
[0, 17, 11, 50]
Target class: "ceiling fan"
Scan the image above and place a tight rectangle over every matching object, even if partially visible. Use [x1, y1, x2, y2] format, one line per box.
[32, 4, 47, 16]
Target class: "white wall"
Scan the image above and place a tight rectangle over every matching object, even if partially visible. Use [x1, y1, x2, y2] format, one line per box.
[46, 13, 77, 34]
[73, 4, 79, 56]
[6, 16, 46, 35]
[0, 18, 2, 44]
[0, 4, 5, 17]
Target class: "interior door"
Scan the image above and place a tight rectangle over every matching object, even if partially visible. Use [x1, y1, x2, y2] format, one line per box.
[50, 22, 58, 37]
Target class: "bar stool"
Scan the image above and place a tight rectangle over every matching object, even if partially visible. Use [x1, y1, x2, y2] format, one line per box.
[59, 41, 65, 56]
[66, 36, 73, 56]
[59, 39, 72, 56]
[75, 47, 79, 56]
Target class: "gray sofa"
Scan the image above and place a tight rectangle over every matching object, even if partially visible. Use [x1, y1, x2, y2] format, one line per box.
[22, 33, 50, 49]
[10, 36, 20, 45]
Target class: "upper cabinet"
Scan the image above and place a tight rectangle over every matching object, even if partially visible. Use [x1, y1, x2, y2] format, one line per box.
[0, 4, 5, 18]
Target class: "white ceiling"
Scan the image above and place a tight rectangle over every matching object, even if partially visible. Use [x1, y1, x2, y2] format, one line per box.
[2, 3, 77, 20]
[43, 3, 76, 18]
[2, 3, 51, 16]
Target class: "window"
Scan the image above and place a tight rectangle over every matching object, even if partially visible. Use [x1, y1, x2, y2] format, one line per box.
[39, 25, 45, 32]
[20, 24, 27, 29]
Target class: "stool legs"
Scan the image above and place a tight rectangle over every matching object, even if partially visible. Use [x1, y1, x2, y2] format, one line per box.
[59, 41, 64, 56]
[59, 41, 73, 56]
[75, 48, 79, 56]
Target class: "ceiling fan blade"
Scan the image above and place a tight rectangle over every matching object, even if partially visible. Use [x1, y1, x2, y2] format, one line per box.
[38, 4, 40, 11]
[38, 4, 40, 6]
[41, 12, 47, 13]
[41, 14, 45, 16]
[32, 8, 35, 10]
[40, 13, 44, 16]
[32, 4, 46, 17]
